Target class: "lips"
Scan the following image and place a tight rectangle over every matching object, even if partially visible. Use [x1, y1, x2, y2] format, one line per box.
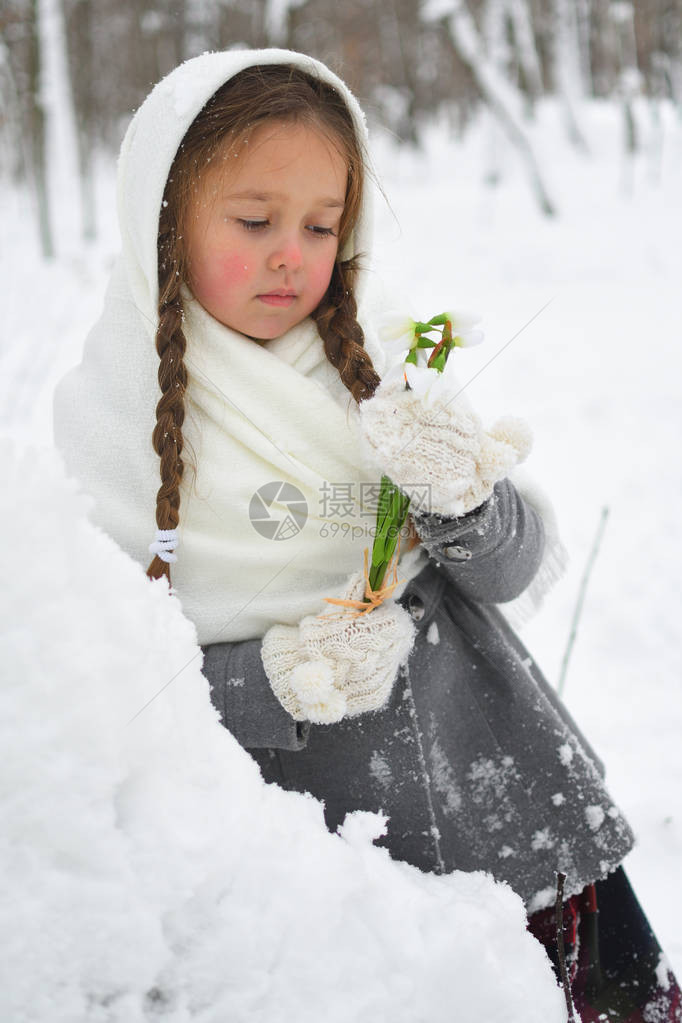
[258, 291, 298, 307]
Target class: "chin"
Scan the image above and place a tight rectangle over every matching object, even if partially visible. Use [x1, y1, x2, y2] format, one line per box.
[248, 318, 299, 342]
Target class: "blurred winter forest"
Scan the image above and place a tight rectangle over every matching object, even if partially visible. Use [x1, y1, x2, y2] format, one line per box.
[2, 0, 681, 255]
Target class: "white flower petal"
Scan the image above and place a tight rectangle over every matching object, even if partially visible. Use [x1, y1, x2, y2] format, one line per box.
[445, 309, 482, 331]
[380, 359, 409, 387]
[378, 312, 416, 347]
[415, 347, 433, 368]
[376, 310, 413, 343]
[455, 327, 484, 348]
[404, 362, 432, 396]
[382, 334, 414, 360]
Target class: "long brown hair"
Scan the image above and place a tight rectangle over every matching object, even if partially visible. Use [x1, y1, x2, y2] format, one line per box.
[146, 64, 381, 583]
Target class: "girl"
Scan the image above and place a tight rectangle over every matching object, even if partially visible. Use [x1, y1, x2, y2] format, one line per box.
[53, 49, 679, 1020]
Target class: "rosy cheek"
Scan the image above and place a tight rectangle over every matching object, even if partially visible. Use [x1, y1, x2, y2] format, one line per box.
[215, 253, 254, 288]
[308, 255, 337, 300]
[199, 253, 254, 303]
[218, 253, 254, 284]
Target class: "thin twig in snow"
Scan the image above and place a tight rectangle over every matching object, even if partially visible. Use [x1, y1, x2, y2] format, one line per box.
[558, 506, 610, 697]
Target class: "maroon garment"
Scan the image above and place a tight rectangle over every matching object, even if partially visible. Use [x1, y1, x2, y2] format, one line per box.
[528, 868, 682, 1022]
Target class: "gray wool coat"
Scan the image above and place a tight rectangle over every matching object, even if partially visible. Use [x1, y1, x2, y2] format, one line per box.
[201, 479, 634, 909]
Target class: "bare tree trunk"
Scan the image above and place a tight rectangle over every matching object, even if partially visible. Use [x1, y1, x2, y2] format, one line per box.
[385, 0, 421, 144]
[574, 0, 594, 96]
[590, 0, 619, 97]
[482, 0, 511, 184]
[483, 0, 511, 81]
[665, 1, 682, 109]
[611, 0, 640, 194]
[171, 0, 187, 63]
[264, 0, 306, 46]
[0, 29, 29, 181]
[647, 53, 666, 184]
[27, 0, 54, 257]
[506, 0, 544, 108]
[427, 0, 557, 216]
[551, 0, 590, 151]
[62, 0, 95, 240]
[481, 0, 545, 186]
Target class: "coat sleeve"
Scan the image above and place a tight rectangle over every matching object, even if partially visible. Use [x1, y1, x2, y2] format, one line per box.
[201, 639, 311, 751]
[412, 477, 545, 604]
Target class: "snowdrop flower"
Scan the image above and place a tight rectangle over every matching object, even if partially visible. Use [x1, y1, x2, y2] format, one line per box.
[379, 308, 484, 363]
[454, 325, 484, 348]
[378, 312, 418, 361]
[442, 310, 484, 349]
[404, 356, 467, 409]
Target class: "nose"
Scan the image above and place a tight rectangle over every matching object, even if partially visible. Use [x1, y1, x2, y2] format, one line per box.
[267, 232, 303, 273]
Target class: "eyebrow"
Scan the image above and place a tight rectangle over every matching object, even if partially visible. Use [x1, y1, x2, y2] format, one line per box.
[225, 190, 345, 208]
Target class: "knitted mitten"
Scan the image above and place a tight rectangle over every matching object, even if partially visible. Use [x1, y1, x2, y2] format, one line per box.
[358, 375, 532, 517]
[261, 573, 416, 724]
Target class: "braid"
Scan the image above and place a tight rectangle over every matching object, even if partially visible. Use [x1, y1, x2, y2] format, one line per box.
[146, 220, 189, 585]
[144, 64, 372, 585]
[313, 259, 381, 403]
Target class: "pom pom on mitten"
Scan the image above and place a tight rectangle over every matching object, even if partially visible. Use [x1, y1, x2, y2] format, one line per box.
[261, 572, 417, 725]
[488, 416, 533, 464]
[288, 661, 348, 724]
[262, 625, 349, 723]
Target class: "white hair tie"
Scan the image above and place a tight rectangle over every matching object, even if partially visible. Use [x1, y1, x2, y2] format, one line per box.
[149, 528, 179, 563]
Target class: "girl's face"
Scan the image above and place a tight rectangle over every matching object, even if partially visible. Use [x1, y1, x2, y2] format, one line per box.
[185, 121, 348, 340]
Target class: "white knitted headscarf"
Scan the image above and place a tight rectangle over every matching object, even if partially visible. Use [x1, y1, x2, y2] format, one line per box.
[53, 49, 427, 646]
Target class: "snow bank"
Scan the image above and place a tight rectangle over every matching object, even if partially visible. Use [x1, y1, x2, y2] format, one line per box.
[0, 441, 566, 1022]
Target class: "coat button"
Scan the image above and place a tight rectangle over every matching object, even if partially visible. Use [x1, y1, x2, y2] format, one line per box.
[407, 593, 425, 620]
[443, 544, 472, 561]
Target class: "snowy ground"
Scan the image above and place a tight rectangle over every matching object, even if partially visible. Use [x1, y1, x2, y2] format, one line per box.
[1, 95, 681, 1014]
[1, 443, 566, 1022]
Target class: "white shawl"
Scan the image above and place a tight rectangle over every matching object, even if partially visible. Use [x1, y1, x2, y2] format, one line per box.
[53, 49, 427, 645]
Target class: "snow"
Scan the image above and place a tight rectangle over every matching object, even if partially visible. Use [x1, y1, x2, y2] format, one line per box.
[0, 442, 565, 1022]
[531, 828, 557, 851]
[368, 750, 393, 790]
[429, 738, 463, 817]
[585, 805, 606, 832]
[657, 953, 673, 992]
[426, 621, 440, 644]
[2, 90, 682, 1013]
[529, 887, 559, 915]
[558, 742, 574, 767]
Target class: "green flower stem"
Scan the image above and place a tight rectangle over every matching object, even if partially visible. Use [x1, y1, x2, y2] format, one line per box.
[367, 475, 411, 595]
[365, 312, 461, 599]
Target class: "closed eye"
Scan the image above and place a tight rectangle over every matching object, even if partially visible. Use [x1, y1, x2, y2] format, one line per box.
[237, 219, 337, 237]
[238, 219, 269, 232]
